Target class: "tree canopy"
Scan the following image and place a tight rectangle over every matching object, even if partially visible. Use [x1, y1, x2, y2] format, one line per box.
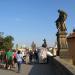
[0, 34, 14, 51]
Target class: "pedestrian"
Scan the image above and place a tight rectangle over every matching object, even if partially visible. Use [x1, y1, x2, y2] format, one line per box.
[25, 49, 29, 64]
[29, 50, 33, 63]
[34, 49, 39, 63]
[16, 50, 23, 73]
[13, 50, 17, 68]
[6, 49, 13, 70]
[0, 50, 6, 68]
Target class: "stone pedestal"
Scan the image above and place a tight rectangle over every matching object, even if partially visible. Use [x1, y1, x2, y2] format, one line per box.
[67, 30, 75, 65]
[56, 31, 69, 58]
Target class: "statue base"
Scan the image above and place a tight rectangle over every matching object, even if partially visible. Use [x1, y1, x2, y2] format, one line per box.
[59, 49, 70, 58]
[56, 31, 69, 58]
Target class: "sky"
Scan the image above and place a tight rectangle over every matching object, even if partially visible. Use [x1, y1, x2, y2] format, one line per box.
[0, 0, 75, 47]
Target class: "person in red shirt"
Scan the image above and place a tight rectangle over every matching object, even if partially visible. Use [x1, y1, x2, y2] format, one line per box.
[13, 50, 17, 68]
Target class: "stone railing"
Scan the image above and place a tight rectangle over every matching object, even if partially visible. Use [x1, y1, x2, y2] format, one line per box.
[52, 56, 75, 75]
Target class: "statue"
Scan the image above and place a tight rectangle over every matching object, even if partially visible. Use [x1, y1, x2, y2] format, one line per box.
[42, 38, 47, 48]
[56, 9, 67, 32]
[56, 10, 68, 57]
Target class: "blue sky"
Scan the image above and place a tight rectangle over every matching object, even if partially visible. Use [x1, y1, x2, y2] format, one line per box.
[0, 0, 75, 47]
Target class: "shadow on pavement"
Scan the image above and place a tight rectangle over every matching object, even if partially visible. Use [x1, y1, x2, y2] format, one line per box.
[28, 56, 74, 75]
[28, 63, 56, 75]
[28, 56, 56, 75]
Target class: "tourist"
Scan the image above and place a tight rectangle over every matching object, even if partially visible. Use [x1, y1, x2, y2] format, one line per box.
[13, 50, 17, 68]
[16, 50, 23, 73]
[6, 49, 13, 69]
[0, 50, 6, 68]
[29, 50, 33, 63]
[33, 49, 38, 63]
[34, 49, 39, 63]
[25, 49, 29, 64]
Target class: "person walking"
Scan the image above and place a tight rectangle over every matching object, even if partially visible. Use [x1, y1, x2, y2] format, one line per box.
[29, 50, 33, 64]
[34, 49, 39, 63]
[13, 50, 17, 68]
[25, 49, 29, 64]
[6, 49, 13, 70]
[16, 50, 23, 73]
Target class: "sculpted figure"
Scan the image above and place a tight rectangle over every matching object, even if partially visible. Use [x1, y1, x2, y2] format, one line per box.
[56, 9, 67, 31]
[42, 39, 47, 48]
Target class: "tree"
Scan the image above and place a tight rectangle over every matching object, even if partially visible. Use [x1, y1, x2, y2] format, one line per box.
[3, 35, 14, 50]
[0, 32, 4, 50]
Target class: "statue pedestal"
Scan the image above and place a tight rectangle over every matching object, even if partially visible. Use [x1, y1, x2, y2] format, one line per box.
[67, 31, 75, 65]
[56, 31, 69, 58]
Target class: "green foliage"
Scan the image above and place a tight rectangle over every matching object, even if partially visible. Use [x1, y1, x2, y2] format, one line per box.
[0, 35, 14, 51]
[3, 35, 14, 50]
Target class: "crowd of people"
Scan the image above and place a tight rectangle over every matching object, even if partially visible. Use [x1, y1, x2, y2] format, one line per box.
[0, 47, 48, 73]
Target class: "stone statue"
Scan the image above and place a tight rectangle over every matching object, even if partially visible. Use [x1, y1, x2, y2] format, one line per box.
[42, 38, 47, 48]
[56, 9, 67, 31]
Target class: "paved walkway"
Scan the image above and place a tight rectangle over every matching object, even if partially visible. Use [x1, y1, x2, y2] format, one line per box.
[0, 63, 58, 75]
[0, 57, 74, 75]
